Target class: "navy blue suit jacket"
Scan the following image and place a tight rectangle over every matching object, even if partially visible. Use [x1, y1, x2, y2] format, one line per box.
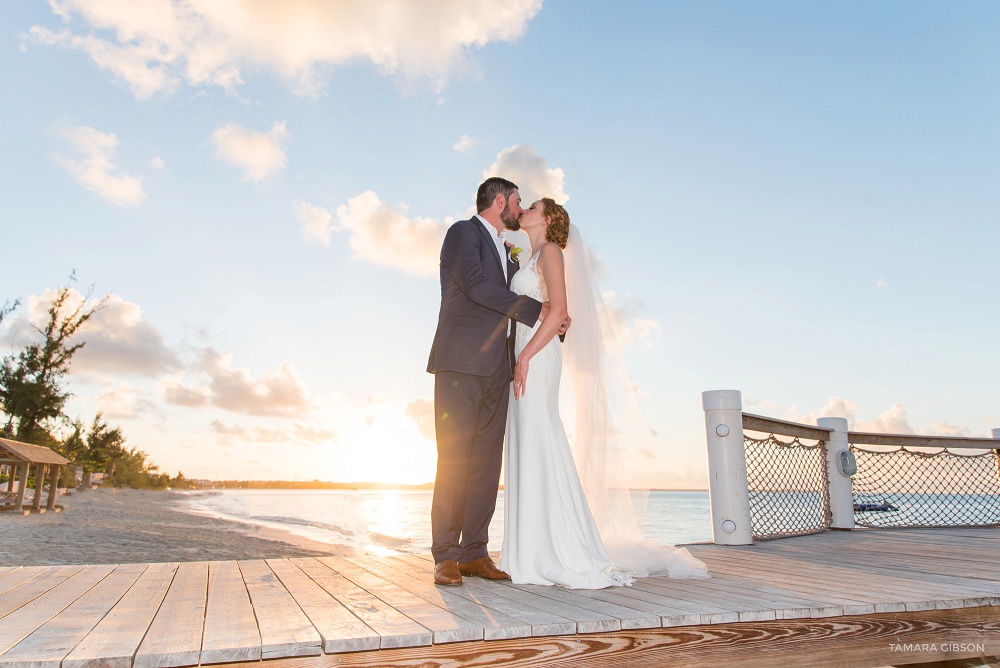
[427, 217, 542, 378]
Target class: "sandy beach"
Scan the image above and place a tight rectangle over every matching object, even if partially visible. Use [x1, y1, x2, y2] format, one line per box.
[0, 488, 352, 566]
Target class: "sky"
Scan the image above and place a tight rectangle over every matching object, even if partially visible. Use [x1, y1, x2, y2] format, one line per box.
[1, 1, 998, 488]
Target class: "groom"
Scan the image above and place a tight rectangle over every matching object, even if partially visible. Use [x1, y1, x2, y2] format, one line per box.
[426, 177, 548, 586]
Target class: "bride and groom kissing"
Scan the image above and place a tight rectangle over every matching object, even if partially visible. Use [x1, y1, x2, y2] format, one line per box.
[427, 177, 708, 589]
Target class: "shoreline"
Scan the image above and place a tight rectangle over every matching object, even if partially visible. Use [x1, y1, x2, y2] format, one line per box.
[0, 488, 352, 567]
[173, 491, 354, 556]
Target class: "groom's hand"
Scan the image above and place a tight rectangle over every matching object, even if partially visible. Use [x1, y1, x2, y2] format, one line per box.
[558, 315, 571, 342]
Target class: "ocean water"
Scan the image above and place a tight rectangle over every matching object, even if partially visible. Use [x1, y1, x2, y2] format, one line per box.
[184, 489, 713, 555]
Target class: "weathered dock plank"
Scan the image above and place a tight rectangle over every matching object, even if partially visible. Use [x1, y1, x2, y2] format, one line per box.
[134, 560, 207, 668]
[600, 579, 743, 624]
[0, 526, 996, 667]
[345, 554, 534, 641]
[382, 554, 578, 636]
[0, 563, 146, 668]
[319, 556, 483, 645]
[217, 606, 1000, 668]
[701, 549, 992, 610]
[0, 565, 114, 660]
[735, 542, 1000, 595]
[572, 584, 710, 627]
[290, 557, 431, 649]
[404, 554, 622, 633]
[349, 556, 531, 640]
[694, 553, 891, 611]
[636, 573, 831, 620]
[238, 559, 322, 659]
[266, 558, 380, 654]
[0, 568, 49, 598]
[62, 562, 178, 668]
[397, 553, 626, 633]
[775, 539, 1000, 575]
[0, 567, 81, 616]
[692, 549, 934, 614]
[500, 579, 664, 629]
[202, 560, 260, 665]
[750, 535, 1000, 581]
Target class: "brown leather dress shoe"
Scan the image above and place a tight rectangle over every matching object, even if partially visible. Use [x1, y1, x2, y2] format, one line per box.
[458, 556, 511, 580]
[434, 559, 463, 586]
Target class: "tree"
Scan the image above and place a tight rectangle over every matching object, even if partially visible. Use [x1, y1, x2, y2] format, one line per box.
[1, 280, 170, 491]
[0, 299, 20, 438]
[0, 277, 106, 443]
[0, 299, 18, 328]
[60, 419, 87, 487]
[106, 445, 167, 489]
[80, 413, 125, 490]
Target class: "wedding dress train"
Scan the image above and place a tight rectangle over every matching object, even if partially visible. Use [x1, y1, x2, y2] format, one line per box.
[500, 251, 630, 588]
[499, 233, 709, 589]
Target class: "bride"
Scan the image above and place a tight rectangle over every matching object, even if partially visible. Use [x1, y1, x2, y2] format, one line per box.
[499, 198, 709, 588]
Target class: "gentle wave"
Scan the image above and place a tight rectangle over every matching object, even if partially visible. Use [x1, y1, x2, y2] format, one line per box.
[185, 488, 714, 554]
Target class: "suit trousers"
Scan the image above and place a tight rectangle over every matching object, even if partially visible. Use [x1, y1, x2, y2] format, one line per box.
[431, 358, 511, 564]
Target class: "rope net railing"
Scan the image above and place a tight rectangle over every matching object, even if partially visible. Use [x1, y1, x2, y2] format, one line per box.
[851, 442, 1000, 528]
[744, 432, 831, 540]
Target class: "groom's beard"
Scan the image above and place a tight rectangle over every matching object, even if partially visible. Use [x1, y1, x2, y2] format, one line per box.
[501, 204, 520, 230]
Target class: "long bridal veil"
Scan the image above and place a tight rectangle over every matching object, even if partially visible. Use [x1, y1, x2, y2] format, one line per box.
[561, 224, 709, 579]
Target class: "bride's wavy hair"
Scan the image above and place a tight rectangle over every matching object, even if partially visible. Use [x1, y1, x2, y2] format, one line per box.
[541, 198, 570, 248]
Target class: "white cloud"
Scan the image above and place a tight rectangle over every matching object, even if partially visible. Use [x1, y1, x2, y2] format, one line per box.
[334, 190, 447, 276]
[52, 125, 145, 206]
[150, 156, 166, 170]
[921, 421, 972, 437]
[876, 276, 888, 289]
[788, 398, 915, 433]
[404, 398, 435, 441]
[210, 420, 335, 445]
[787, 397, 861, 427]
[96, 384, 159, 419]
[28, 1, 543, 98]
[854, 403, 913, 434]
[8, 285, 320, 424]
[602, 291, 660, 348]
[164, 348, 311, 417]
[162, 381, 209, 408]
[19, 288, 180, 377]
[329, 145, 570, 275]
[296, 201, 334, 246]
[213, 121, 289, 182]
[453, 134, 480, 153]
[483, 144, 568, 205]
[788, 398, 978, 437]
[29, 24, 179, 99]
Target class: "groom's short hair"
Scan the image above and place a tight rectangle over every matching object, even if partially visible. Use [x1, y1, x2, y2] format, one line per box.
[476, 177, 518, 213]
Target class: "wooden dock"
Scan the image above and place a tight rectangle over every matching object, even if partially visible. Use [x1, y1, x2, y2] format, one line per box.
[1, 527, 998, 667]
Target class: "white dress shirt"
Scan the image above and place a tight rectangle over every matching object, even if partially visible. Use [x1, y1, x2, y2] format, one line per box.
[475, 214, 508, 282]
[475, 214, 514, 337]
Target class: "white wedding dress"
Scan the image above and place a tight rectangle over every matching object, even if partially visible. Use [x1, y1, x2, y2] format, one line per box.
[500, 250, 631, 588]
[500, 234, 710, 589]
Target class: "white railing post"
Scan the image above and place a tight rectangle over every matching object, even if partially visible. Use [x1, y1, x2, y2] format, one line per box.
[702, 389, 752, 545]
[817, 417, 854, 529]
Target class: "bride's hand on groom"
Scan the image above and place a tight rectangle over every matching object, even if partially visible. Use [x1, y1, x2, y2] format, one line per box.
[539, 302, 572, 340]
[513, 358, 529, 400]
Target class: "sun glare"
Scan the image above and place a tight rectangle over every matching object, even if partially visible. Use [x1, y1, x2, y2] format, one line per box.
[324, 407, 437, 485]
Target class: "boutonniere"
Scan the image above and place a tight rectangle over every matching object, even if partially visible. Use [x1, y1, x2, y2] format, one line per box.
[505, 241, 523, 263]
